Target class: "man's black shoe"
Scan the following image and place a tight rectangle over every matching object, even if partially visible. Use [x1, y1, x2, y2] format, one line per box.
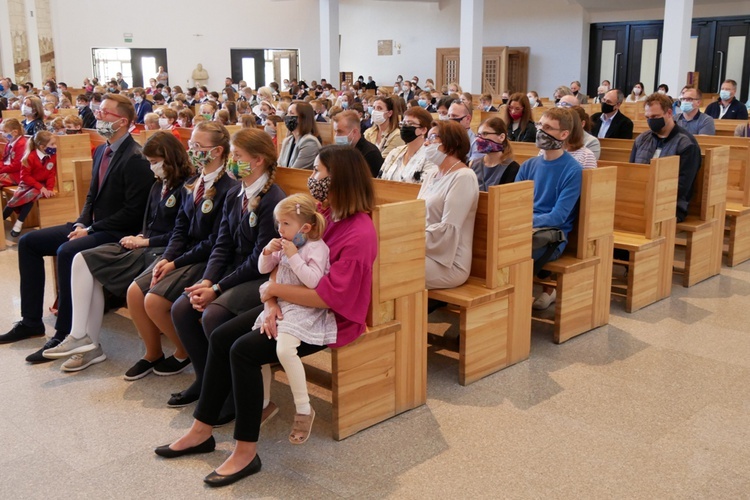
[0, 322, 45, 344]
[26, 338, 61, 364]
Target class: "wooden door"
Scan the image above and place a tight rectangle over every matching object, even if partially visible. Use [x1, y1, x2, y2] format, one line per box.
[436, 48, 460, 92]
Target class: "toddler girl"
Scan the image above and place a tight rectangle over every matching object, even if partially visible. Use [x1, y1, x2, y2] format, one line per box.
[3, 130, 57, 236]
[255, 192, 336, 444]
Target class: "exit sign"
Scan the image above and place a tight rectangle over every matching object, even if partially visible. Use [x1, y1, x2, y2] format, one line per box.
[124, 33, 133, 43]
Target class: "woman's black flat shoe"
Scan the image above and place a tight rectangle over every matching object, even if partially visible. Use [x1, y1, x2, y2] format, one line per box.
[154, 435, 215, 458]
[167, 390, 199, 408]
[204, 454, 262, 487]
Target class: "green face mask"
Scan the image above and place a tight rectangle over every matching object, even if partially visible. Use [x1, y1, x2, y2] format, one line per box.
[202, 113, 213, 121]
[226, 158, 253, 179]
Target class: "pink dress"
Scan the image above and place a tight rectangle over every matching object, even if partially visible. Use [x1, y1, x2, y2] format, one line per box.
[253, 240, 337, 345]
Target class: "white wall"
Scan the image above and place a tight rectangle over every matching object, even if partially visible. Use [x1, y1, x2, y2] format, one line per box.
[49, 0, 321, 89]
[590, 1, 750, 23]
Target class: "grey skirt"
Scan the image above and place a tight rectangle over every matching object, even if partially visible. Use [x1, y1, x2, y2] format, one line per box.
[212, 278, 265, 316]
[81, 243, 166, 297]
[133, 261, 208, 303]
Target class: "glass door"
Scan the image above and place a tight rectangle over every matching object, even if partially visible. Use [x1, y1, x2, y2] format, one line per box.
[714, 20, 750, 101]
[587, 25, 628, 94]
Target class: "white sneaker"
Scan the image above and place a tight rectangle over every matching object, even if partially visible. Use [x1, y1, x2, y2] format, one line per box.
[532, 289, 556, 310]
[43, 334, 96, 359]
[61, 346, 107, 372]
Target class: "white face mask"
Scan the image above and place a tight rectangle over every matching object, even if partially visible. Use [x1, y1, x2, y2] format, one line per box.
[158, 118, 170, 129]
[177, 119, 185, 127]
[150, 160, 165, 179]
[423, 143, 447, 166]
[22, 105, 33, 116]
[371, 110, 387, 126]
[438, 113, 450, 121]
[528, 97, 537, 107]
[633, 87, 642, 95]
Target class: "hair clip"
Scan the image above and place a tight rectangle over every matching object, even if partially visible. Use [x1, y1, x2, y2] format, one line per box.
[295, 203, 300, 215]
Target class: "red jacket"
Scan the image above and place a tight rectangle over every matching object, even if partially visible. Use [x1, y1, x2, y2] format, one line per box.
[22, 150, 57, 190]
[1, 136, 28, 181]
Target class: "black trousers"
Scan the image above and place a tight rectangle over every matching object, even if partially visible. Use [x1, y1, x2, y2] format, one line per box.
[18, 223, 118, 338]
[3, 203, 34, 222]
[193, 304, 325, 442]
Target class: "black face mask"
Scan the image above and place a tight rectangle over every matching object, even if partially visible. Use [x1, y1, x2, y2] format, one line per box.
[400, 125, 418, 144]
[647, 117, 665, 133]
[601, 102, 615, 114]
[501, 98, 509, 105]
[572, 90, 579, 96]
[284, 115, 298, 132]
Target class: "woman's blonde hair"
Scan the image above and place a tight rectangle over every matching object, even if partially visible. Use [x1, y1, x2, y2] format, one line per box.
[274, 193, 326, 241]
[231, 128, 277, 211]
[25, 130, 53, 164]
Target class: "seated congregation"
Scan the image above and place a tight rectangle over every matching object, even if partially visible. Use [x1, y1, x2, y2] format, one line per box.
[0, 70, 748, 487]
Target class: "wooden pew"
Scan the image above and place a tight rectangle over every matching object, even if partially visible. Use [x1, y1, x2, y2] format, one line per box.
[276, 166, 534, 386]
[275, 167, 428, 440]
[602, 136, 749, 269]
[603, 157, 680, 312]
[672, 146, 728, 287]
[534, 167, 617, 343]
[694, 135, 750, 266]
[1, 110, 22, 121]
[511, 142, 540, 164]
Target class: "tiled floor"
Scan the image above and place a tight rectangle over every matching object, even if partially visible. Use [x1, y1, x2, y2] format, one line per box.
[1, 245, 749, 499]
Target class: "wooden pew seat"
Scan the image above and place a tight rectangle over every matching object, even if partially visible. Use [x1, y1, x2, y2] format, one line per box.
[429, 278, 513, 308]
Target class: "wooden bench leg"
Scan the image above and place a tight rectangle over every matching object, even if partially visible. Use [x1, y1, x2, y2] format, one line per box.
[680, 223, 716, 288]
[726, 214, 750, 267]
[555, 265, 596, 344]
[459, 296, 509, 386]
[626, 245, 662, 313]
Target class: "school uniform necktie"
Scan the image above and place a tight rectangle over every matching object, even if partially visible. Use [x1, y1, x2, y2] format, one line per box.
[194, 179, 204, 205]
[98, 146, 113, 186]
[242, 194, 249, 214]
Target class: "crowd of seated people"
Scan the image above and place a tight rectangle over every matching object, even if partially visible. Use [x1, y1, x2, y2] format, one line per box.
[1, 69, 749, 487]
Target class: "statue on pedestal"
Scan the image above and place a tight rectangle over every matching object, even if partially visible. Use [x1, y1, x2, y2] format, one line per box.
[192, 63, 209, 87]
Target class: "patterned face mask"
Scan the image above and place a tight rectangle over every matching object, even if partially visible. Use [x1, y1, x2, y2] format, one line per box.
[535, 128, 564, 151]
[226, 158, 253, 179]
[188, 147, 216, 169]
[475, 136, 504, 154]
[307, 175, 331, 203]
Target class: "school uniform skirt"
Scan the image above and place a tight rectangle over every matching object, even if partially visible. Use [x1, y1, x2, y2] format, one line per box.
[132, 260, 207, 303]
[210, 278, 265, 317]
[81, 243, 166, 297]
[6, 182, 40, 208]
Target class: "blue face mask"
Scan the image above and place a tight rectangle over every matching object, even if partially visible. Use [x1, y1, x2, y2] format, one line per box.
[679, 101, 694, 114]
[418, 99, 427, 108]
[3, 133, 13, 141]
[367, 106, 374, 115]
[720, 90, 731, 101]
[44, 146, 57, 155]
[292, 232, 307, 248]
[334, 135, 351, 146]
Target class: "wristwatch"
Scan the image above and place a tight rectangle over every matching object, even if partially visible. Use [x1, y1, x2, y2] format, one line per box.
[86, 226, 94, 235]
[211, 284, 222, 296]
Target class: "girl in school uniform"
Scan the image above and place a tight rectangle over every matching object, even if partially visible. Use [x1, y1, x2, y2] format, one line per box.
[2, 130, 57, 237]
[123, 122, 238, 384]
[20, 96, 47, 135]
[0, 118, 27, 187]
[41, 132, 193, 372]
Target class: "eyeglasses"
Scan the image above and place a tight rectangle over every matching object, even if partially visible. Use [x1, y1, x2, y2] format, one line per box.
[426, 133, 440, 143]
[399, 121, 421, 128]
[449, 116, 467, 122]
[535, 122, 561, 133]
[478, 131, 500, 138]
[93, 108, 125, 120]
[187, 141, 216, 150]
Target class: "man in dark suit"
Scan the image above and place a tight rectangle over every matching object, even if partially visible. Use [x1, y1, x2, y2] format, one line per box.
[133, 87, 153, 124]
[76, 94, 97, 129]
[591, 89, 634, 139]
[333, 110, 383, 177]
[400, 81, 415, 103]
[0, 94, 154, 362]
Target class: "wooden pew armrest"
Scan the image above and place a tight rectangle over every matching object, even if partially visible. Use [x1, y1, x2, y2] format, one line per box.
[726, 202, 750, 217]
[428, 278, 513, 308]
[613, 230, 664, 252]
[676, 216, 714, 233]
[543, 254, 599, 274]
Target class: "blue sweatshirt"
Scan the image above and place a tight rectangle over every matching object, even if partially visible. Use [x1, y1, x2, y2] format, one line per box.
[516, 151, 582, 252]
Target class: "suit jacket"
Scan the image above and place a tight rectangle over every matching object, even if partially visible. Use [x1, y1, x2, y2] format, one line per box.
[134, 100, 153, 124]
[400, 90, 415, 102]
[203, 183, 285, 289]
[162, 172, 238, 267]
[591, 111, 634, 139]
[355, 136, 385, 177]
[79, 106, 96, 129]
[279, 133, 321, 169]
[76, 134, 154, 238]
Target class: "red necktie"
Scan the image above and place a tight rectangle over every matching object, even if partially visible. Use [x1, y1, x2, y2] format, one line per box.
[161, 183, 169, 199]
[194, 179, 204, 205]
[98, 146, 113, 186]
[242, 194, 249, 214]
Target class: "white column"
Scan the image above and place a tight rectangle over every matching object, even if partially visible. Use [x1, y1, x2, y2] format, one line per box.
[659, 0, 693, 96]
[459, 0, 483, 94]
[319, 0, 339, 86]
[24, 0, 43, 85]
[0, 0, 14, 79]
